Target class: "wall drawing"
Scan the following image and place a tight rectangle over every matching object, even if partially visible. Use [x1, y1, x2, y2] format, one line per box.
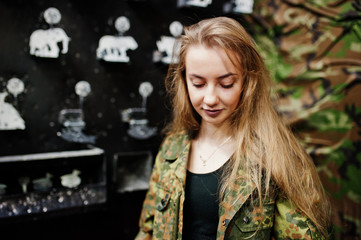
[153, 21, 183, 64]
[96, 16, 138, 62]
[177, 0, 212, 8]
[223, 0, 254, 14]
[121, 82, 157, 140]
[57, 81, 96, 144]
[0, 77, 25, 130]
[29, 7, 70, 58]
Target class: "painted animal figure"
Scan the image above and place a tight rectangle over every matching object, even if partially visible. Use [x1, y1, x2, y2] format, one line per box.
[96, 35, 138, 62]
[29, 28, 70, 58]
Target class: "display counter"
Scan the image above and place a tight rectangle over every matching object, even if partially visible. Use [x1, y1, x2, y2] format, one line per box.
[0, 146, 106, 220]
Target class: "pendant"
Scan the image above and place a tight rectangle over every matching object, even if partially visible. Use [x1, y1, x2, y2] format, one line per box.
[200, 156, 206, 167]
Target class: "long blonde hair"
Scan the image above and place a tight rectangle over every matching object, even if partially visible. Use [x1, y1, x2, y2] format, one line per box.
[164, 16, 330, 236]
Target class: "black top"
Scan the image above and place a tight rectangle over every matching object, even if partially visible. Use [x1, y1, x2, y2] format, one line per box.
[182, 166, 224, 240]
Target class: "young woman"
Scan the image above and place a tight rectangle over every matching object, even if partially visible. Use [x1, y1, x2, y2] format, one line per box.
[135, 17, 330, 240]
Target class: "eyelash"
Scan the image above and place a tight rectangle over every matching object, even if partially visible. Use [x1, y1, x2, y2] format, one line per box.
[222, 84, 234, 89]
[192, 83, 234, 89]
[192, 83, 204, 88]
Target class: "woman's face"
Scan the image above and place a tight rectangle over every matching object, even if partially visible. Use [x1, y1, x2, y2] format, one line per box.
[185, 44, 242, 127]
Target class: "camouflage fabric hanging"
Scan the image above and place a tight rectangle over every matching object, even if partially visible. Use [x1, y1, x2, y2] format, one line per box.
[243, 0, 361, 239]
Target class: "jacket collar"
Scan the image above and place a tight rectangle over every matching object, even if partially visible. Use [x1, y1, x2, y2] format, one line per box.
[160, 132, 191, 187]
[160, 131, 190, 160]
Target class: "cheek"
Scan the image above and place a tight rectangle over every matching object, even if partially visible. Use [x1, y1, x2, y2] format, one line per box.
[225, 90, 242, 109]
[188, 91, 201, 108]
[187, 87, 201, 106]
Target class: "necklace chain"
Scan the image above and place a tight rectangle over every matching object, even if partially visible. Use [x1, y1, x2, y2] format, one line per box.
[199, 136, 232, 167]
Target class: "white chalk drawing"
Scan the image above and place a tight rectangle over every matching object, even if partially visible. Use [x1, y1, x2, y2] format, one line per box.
[75, 80, 91, 109]
[0, 92, 24, 130]
[96, 16, 138, 62]
[58, 81, 95, 143]
[223, 0, 254, 14]
[177, 0, 212, 7]
[139, 81, 153, 108]
[0, 78, 25, 130]
[75, 81, 91, 98]
[121, 82, 157, 140]
[29, 8, 70, 58]
[7, 78, 25, 98]
[153, 21, 183, 64]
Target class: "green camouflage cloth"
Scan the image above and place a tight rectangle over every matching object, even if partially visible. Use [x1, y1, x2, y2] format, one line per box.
[135, 132, 324, 239]
[243, 0, 361, 239]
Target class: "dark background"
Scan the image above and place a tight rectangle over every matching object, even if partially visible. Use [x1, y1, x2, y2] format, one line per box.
[0, 0, 248, 239]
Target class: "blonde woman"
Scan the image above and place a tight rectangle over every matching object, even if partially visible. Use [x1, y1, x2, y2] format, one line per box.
[135, 16, 330, 240]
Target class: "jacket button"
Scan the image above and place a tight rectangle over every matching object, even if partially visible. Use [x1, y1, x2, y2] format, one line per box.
[243, 216, 250, 224]
[222, 219, 229, 226]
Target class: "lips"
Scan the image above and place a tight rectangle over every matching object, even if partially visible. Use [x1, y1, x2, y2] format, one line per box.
[204, 109, 222, 118]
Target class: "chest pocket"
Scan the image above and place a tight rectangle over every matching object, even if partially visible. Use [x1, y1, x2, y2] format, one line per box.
[153, 185, 180, 239]
[232, 201, 275, 239]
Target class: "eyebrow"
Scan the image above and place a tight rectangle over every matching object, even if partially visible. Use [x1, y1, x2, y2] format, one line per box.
[189, 73, 237, 80]
[218, 73, 237, 80]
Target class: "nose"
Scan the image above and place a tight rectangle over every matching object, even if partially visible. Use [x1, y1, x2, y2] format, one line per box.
[203, 85, 219, 107]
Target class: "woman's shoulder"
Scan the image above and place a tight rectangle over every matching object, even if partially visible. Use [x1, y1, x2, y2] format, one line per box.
[275, 197, 325, 239]
[158, 131, 191, 160]
[163, 130, 189, 142]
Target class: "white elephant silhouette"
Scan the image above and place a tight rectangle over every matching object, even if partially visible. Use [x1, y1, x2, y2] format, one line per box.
[96, 35, 138, 62]
[29, 28, 70, 58]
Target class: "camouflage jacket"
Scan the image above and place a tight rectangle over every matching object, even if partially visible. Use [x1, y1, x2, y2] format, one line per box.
[135, 133, 324, 240]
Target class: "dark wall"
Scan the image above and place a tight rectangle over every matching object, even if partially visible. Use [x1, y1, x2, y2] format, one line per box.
[0, 0, 244, 239]
[0, 0, 243, 157]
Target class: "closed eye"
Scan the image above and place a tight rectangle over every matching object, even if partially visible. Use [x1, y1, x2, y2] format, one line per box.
[219, 73, 237, 89]
[221, 84, 234, 89]
[192, 83, 205, 88]
[189, 74, 206, 88]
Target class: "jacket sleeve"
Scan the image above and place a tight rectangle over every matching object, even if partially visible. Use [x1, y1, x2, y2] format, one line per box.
[274, 197, 325, 239]
[134, 151, 162, 240]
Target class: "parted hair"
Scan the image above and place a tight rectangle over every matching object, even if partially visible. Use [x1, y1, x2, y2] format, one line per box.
[164, 16, 330, 236]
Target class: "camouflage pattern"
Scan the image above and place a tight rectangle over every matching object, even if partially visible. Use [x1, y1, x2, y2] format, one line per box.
[135, 132, 324, 239]
[242, 0, 361, 239]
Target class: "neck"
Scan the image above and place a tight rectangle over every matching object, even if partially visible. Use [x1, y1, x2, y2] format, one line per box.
[197, 121, 232, 144]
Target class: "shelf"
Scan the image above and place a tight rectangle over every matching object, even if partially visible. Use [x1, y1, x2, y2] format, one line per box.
[0, 146, 104, 163]
[0, 147, 106, 220]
